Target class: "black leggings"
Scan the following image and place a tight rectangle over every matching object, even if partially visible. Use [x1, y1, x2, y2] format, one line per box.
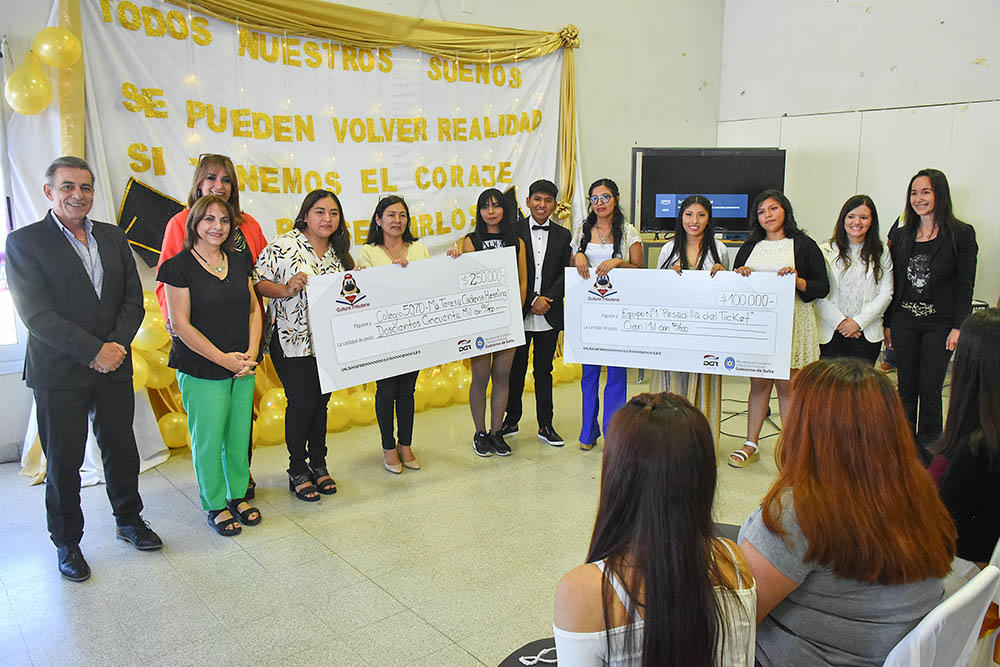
[892, 317, 952, 457]
[819, 331, 882, 365]
[269, 338, 331, 475]
[375, 370, 420, 450]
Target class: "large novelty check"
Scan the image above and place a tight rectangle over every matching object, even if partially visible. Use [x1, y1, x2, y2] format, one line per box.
[308, 247, 525, 392]
[563, 268, 796, 379]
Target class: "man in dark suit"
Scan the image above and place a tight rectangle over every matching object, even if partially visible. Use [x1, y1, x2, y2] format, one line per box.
[6, 156, 162, 582]
[500, 179, 572, 446]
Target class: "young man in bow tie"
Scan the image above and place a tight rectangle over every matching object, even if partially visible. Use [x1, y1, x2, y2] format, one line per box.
[499, 179, 572, 446]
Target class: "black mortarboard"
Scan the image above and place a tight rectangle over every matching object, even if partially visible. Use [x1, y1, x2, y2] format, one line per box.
[116, 178, 185, 267]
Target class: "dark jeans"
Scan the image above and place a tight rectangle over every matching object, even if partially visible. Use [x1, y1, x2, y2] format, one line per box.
[892, 317, 953, 458]
[505, 328, 559, 428]
[269, 339, 330, 476]
[819, 331, 882, 365]
[34, 377, 143, 548]
[375, 370, 419, 450]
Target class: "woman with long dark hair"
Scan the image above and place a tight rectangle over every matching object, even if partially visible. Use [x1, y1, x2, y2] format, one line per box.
[156, 153, 268, 500]
[649, 195, 729, 445]
[935, 308, 1000, 590]
[554, 392, 756, 666]
[255, 190, 354, 501]
[459, 188, 527, 457]
[571, 178, 643, 450]
[729, 190, 828, 468]
[158, 196, 262, 535]
[816, 195, 893, 364]
[357, 195, 430, 473]
[884, 168, 978, 458]
[739, 358, 955, 666]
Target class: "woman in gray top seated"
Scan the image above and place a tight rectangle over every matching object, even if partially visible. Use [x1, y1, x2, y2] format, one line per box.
[739, 358, 956, 666]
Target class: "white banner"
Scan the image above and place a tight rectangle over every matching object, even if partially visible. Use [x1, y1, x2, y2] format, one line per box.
[308, 247, 525, 392]
[563, 268, 796, 380]
[75, 0, 568, 255]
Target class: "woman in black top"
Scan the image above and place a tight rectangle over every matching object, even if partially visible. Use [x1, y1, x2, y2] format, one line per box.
[157, 196, 262, 536]
[458, 188, 527, 457]
[729, 190, 828, 469]
[936, 308, 1000, 572]
[884, 169, 978, 459]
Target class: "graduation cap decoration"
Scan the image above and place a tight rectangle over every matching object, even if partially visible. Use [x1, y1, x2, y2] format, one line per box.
[116, 177, 185, 267]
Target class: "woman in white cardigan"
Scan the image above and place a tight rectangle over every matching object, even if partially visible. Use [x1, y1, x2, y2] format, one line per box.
[816, 195, 893, 365]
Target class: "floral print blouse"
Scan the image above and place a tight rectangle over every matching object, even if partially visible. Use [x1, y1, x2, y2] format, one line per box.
[254, 228, 345, 357]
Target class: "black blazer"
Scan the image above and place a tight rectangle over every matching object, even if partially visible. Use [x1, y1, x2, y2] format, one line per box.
[884, 221, 978, 329]
[5, 212, 144, 389]
[733, 233, 829, 303]
[517, 216, 572, 331]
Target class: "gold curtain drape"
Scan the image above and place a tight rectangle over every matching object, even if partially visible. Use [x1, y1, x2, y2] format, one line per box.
[162, 0, 580, 218]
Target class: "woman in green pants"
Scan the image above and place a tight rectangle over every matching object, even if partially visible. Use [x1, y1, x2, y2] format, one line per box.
[158, 195, 262, 536]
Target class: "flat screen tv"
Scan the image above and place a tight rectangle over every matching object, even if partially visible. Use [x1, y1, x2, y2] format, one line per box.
[630, 148, 786, 236]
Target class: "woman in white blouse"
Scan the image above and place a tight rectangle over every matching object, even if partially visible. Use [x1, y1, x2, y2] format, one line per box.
[356, 196, 430, 474]
[255, 190, 354, 502]
[571, 178, 643, 450]
[816, 195, 893, 365]
[554, 392, 756, 666]
[650, 195, 730, 446]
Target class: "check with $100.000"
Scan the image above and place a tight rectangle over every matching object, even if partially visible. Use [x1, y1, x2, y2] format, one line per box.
[563, 268, 795, 379]
[307, 246, 525, 392]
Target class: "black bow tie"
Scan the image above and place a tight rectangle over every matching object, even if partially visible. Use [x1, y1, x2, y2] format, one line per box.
[531, 224, 549, 231]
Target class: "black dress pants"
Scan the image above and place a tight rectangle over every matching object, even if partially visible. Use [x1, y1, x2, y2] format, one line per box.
[269, 339, 330, 476]
[34, 376, 143, 548]
[505, 328, 559, 428]
[375, 370, 420, 450]
[819, 331, 882, 365]
[892, 316, 953, 458]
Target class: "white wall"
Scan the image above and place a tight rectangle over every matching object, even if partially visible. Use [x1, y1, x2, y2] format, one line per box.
[718, 0, 1000, 305]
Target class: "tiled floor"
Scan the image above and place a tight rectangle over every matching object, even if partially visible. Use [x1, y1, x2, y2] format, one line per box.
[0, 371, 781, 666]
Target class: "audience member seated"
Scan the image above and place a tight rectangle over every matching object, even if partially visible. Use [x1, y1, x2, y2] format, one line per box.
[739, 358, 956, 666]
[934, 307, 1000, 593]
[554, 392, 756, 666]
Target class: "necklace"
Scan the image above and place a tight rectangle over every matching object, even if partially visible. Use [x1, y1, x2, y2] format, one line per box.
[596, 225, 612, 245]
[192, 247, 226, 273]
[382, 243, 408, 262]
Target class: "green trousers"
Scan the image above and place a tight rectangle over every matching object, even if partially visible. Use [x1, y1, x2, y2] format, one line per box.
[176, 372, 254, 511]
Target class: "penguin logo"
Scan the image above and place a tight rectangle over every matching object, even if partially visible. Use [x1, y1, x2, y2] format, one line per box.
[588, 274, 617, 299]
[336, 273, 367, 306]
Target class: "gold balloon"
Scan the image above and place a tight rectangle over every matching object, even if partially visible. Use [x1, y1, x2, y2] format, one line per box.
[133, 311, 170, 351]
[259, 387, 287, 413]
[131, 351, 149, 392]
[4, 51, 52, 116]
[443, 362, 465, 379]
[524, 370, 535, 393]
[142, 291, 158, 312]
[428, 376, 453, 408]
[255, 409, 286, 445]
[141, 349, 174, 389]
[157, 412, 189, 448]
[552, 358, 571, 384]
[348, 390, 376, 425]
[452, 373, 471, 404]
[326, 394, 350, 432]
[32, 27, 82, 69]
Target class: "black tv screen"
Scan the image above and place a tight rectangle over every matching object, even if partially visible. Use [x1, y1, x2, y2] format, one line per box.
[630, 148, 786, 235]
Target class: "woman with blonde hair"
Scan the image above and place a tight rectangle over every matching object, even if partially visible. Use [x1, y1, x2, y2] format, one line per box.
[739, 358, 955, 666]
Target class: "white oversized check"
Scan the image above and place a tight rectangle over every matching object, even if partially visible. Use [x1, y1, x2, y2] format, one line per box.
[563, 268, 796, 379]
[308, 247, 525, 392]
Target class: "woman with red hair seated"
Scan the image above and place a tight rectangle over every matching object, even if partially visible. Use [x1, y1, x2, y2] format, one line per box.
[740, 358, 956, 666]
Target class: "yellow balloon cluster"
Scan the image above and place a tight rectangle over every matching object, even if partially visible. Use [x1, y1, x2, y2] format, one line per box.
[157, 412, 189, 449]
[134, 310, 170, 351]
[255, 409, 285, 446]
[326, 392, 350, 432]
[3, 28, 81, 116]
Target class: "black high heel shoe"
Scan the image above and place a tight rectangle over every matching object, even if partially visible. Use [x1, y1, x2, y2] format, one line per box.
[309, 465, 337, 495]
[288, 471, 320, 502]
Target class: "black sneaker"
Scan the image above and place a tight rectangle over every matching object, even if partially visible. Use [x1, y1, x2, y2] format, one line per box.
[498, 422, 519, 437]
[537, 425, 565, 447]
[473, 431, 494, 457]
[490, 432, 512, 456]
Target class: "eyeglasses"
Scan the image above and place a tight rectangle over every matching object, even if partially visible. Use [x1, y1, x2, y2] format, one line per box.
[198, 153, 229, 164]
[589, 194, 614, 204]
